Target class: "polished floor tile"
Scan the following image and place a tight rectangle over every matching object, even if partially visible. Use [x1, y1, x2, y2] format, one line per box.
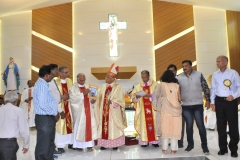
[16, 126, 240, 160]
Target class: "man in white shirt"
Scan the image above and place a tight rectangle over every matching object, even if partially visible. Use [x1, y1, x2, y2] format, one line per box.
[211, 55, 240, 158]
[19, 80, 35, 127]
[0, 91, 29, 160]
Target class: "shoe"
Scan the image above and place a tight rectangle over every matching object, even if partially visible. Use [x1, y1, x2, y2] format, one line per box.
[53, 155, 58, 159]
[208, 128, 215, 131]
[185, 145, 194, 152]
[218, 149, 228, 155]
[231, 151, 238, 157]
[113, 147, 118, 150]
[68, 144, 74, 150]
[178, 143, 184, 148]
[100, 147, 106, 150]
[58, 148, 65, 153]
[202, 147, 209, 155]
[171, 150, 177, 154]
[53, 150, 62, 156]
[141, 145, 148, 147]
[152, 144, 159, 148]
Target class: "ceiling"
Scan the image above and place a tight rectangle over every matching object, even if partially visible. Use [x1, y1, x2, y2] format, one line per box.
[0, 0, 239, 17]
[160, 0, 240, 11]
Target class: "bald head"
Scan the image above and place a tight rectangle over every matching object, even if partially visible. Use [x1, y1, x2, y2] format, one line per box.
[218, 55, 228, 62]
[216, 55, 228, 70]
[77, 73, 86, 85]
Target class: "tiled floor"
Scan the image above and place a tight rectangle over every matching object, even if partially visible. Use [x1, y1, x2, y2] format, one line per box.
[17, 126, 240, 160]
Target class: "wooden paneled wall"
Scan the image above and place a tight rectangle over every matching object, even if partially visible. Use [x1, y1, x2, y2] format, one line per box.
[226, 10, 240, 74]
[32, 3, 72, 82]
[152, 1, 196, 79]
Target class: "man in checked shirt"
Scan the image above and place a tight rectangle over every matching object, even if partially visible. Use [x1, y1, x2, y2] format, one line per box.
[177, 60, 210, 155]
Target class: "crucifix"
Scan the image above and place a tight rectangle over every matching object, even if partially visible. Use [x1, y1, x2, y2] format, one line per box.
[100, 14, 127, 57]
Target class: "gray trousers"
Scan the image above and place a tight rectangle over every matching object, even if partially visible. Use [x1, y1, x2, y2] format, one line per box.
[35, 115, 56, 160]
[0, 139, 19, 160]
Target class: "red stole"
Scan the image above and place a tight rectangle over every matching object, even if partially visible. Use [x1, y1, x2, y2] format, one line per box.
[142, 85, 156, 142]
[27, 88, 32, 119]
[61, 83, 73, 134]
[79, 86, 92, 141]
[101, 85, 112, 139]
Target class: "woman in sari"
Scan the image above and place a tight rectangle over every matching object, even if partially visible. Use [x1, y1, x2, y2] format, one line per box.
[1, 57, 20, 93]
[154, 70, 182, 154]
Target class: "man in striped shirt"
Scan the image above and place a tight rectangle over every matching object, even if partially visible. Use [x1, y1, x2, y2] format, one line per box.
[33, 65, 58, 160]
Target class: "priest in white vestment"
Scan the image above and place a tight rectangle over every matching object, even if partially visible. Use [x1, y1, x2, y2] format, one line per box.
[19, 80, 35, 127]
[55, 66, 74, 153]
[69, 73, 97, 151]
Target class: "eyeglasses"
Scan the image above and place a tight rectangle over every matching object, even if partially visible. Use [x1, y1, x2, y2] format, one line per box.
[62, 71, 69, 74]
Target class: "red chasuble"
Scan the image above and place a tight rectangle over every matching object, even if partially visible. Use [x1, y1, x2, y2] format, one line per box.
[61, 83, 73, 134]
[79, 87, 92, 142]
[101, 85, 112, 140]
[142, 85, 156, 142]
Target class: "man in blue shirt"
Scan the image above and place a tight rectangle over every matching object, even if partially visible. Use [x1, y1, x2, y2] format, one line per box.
[211, 55, 240, 158]
[34, 65, 58, 160]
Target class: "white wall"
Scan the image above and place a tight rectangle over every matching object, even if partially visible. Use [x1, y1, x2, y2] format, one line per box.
[193, 7, 228, 79]
[73, 0, 155, 92]
[0, 20, 2, 94]
[0, 12, 32, 94]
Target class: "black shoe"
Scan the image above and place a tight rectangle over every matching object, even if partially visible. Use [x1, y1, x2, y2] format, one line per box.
[231, 151, 238, 157]
[202, 147, 209, 155]
[218, 149, 228, 155]
[208, 128, 215, 131]
[178, 143, 184, 148]
[58, 148, 65, 153]
[68, 144, 74, 149]
[53, 155, 58, 159]
[113, 147, 118, 150]
[152, 144, 159, 148]
[100, 147, 106, 150]
[185, 145, 194, 152]
[141, 145, 148, 147]
[53, 150, 62, 156]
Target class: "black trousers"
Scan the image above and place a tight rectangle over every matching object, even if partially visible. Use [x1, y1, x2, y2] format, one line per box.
[215, 97, 239, 152]
[178, 116, 185, 145]
[0, 139, 19, 160]
[35, 115, 56, 160]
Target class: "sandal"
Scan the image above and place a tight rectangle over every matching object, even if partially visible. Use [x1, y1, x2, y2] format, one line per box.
[171, 150, 177, 154]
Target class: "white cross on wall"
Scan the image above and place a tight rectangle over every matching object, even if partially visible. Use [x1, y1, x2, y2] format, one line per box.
[99, 14, 127, 57]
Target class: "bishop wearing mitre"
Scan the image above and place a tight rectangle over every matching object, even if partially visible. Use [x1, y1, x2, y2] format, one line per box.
[69, 73, 97, 151]
[94, 63, 127, 150]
